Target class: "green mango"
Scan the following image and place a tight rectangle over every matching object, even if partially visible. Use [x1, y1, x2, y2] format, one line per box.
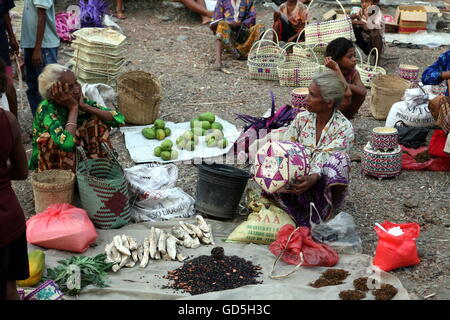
[201, 121, 211, 130]
[161, 139, 173, 151]
[171, 150, 179, 160]
[154, 119, 165, 129]
[206, 137, 216, 148]
[161, 151, 171, 161]
[199, 112, 215, 123]
[155, 129, 166, 140]
[211, 122, 223, 130]
[142, 127, 156, 139]
[154, 146, 162, 157]
[164, 127, 171, 137]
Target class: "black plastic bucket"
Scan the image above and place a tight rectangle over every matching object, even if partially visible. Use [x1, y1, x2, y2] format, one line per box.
[195, 163, 252, 220]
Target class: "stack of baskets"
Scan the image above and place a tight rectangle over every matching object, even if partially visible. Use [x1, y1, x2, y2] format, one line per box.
[362, 127, 402, 179]
[70, 27, 126, 87]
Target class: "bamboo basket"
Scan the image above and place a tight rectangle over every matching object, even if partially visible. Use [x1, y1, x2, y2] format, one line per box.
[369, 74, 411, 120]
[31, 170, 75, 214]
[278, 44, 321, 87]
[117, 71, 162, 125]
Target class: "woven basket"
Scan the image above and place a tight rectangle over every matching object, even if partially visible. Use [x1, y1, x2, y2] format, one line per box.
[362, 142, 402, 179]
[370, 74, 411, 120]
[371, 127, 398, 151]
[431, 82, 447, 95]
[291, 88, 309, 109]
[278, 45, 321, 87]
[76, 144, 131, 229]
[247, 29, 284, 81]
[31, 170, 75, 214]
[356, 47, 386, 88]
[117, 71, 162, 125]
[304, 0, 355, 46]
[397, 64, 419, 82]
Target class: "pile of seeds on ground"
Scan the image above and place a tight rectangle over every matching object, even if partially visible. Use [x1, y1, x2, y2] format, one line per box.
[339, 290, 367, 300]
[310, 269, 350, 288]
[163, 247, 263, 295]
[338, 277, 398, 300]
[353, 277, 370, 292]
[373, 284, 398, 300]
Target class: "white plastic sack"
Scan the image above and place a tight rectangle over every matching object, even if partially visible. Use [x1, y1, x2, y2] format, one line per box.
[385, 86, 436, 128]
[81, 83, 117, 109]
[124, 164, 195, 222]
[0, 93, 9, 111]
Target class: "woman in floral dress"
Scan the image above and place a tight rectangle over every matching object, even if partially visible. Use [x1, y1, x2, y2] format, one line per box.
[250, 70, 354, 226]
[29, 64, 125, 173]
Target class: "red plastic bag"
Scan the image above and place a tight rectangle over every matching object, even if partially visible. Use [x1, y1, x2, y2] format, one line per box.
[401, 145, 450, 171]
[26, 203, 97, 253]
[269, 224, 339, 267]
[428, 129, 450, 160]
[373, 221, 420, 272]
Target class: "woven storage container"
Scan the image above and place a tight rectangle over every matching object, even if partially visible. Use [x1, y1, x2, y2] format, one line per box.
[304, 0, 355, 46]
[76, 145, 131, 230]
[397, 64, 419, 81]
[370, 74, 411, 120]
[371, 127, 398, 151]
[247, 29, 284, 81]
[31, 170, 75, 214]
[356, 47, 386, 88]
[278, 45, 321, 87]
[431, 82, 447, 95]
[362, 142, 402, 179]
[291, 88, 309, 109]
[117, 71, 162, 125]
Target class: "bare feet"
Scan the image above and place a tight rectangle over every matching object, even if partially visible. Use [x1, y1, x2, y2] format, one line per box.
[212, 61, 223, 71]
[116, 10, 126, 19]
[201, 15, 211, 25]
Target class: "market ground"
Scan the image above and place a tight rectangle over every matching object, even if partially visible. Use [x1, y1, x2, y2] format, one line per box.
[12, 1, 449, 300]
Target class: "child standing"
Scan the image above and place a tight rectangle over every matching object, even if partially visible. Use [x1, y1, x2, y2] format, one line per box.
[324, 38, 367, 119]
[0, 58, 29, 300]
[352, 0, 384, 56]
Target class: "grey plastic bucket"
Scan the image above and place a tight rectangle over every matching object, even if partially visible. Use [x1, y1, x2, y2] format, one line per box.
[195, 163, 252, 220]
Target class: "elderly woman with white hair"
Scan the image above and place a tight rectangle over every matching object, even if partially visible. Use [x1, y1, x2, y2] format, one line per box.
[250, 70, 354, 226]
[29, 64, 125, 172]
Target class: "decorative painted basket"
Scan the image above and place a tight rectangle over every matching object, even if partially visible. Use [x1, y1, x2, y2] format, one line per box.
[371, 127, 398, 151]
[291, 88, 309, 109]
[397, 64, 419, 81]
[431, 82, 447, 95]
[253, 140, 311, 193]
[362, 142, 402, 179]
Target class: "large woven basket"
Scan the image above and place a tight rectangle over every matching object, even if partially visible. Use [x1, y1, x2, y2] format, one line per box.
[247, 29, 284, 81]
[31, 170, 75, 214]
[117, 71, 162, 125]
[356, 47, 386, 88]
[304, 0, 355, 46]
[278, 44, 321, 87]
[362, 142, 402, 179]
[76, 144, 131, 229]
[369, 74, 411, 120]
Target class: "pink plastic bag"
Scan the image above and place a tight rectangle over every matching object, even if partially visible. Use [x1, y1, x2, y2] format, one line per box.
[26, 203, 97, 253]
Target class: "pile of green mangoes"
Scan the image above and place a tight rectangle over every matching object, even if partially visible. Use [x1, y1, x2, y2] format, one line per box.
[154, 139, 178, 161]
[189, 112, 228, 149]
[176, 130, 199, 151]
[142, 119, 171, 140]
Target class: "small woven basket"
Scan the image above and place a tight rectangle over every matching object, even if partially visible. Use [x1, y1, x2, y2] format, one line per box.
[356, 47, 386, 88]
[117, 71, 162, 125]
[431, 82, 447, 95]
[31, 170, 75, 214]
[291, 88, 309, 109]
[371, 127, 398, 151]
[397, 64, 419, 82]
[247, 29, 284, 81]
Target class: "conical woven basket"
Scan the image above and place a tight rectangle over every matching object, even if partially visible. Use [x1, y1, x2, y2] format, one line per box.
[117, 71, 162, 125]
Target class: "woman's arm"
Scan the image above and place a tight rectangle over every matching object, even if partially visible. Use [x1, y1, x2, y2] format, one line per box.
[348, 70, 367, 97]
[5, 111, 28, 180]
[79, 98, 125, 127]
[422, 52, 450, 85]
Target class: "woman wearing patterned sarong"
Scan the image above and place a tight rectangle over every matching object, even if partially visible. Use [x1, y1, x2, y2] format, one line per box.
[210, 0, 264, 70]
[249, 71, 354, 227]
[29, 64, 125, 173]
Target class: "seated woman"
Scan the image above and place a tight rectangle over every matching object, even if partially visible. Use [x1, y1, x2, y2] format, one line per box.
[422, 49, 450, 133]
[324, 37, 367, 119]
[351, 0, 384, 56]
[210, 0, 265, 70]
[249, 70, 354, 227]
[29, 64, 125, 173]
[272, 0, 307, 43]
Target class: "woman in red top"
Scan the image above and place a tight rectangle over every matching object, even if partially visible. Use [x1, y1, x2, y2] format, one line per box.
[0, 58, 29, 300]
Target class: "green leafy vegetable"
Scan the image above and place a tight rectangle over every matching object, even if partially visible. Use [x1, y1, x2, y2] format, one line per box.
[43, 253, 115, 296]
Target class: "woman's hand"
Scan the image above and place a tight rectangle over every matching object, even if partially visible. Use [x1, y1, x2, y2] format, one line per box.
[51, 81, 78, 111]
[32, 47, 43, 67]
[9, 37, 19, 56]
[278, 174, 320, 194]
[324, 57, 340, 72]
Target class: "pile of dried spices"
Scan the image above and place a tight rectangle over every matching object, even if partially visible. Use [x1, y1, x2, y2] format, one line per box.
[373, 284, 398, 300]
[353, 277, 369, 292]
[163, 247, 263, 295]
[310, 269, 350, 288]
[339, 290, 366, 300]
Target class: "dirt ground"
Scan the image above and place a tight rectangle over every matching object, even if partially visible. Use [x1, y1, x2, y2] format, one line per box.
[12, 1, 449, 300]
